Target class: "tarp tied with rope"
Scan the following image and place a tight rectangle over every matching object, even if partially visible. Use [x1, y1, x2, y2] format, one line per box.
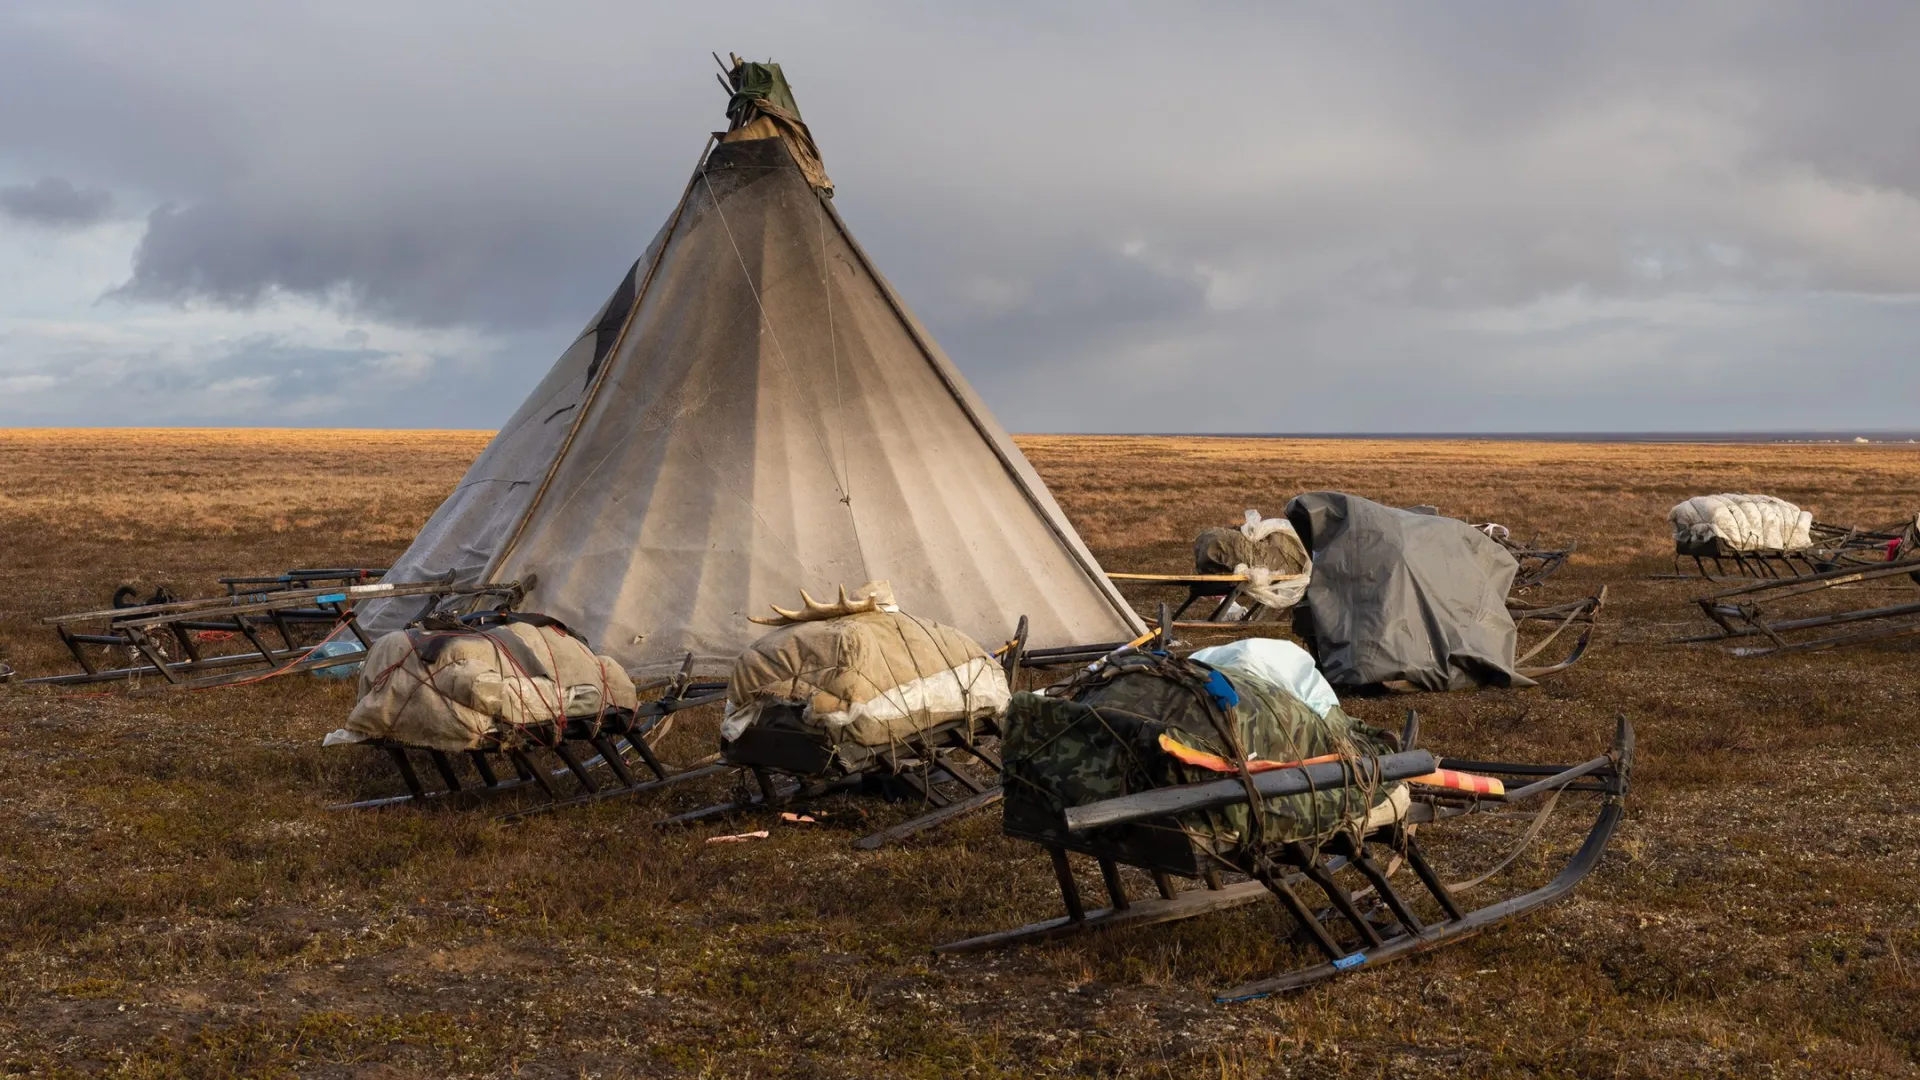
[720, 581, 1009, 769]
[1001, 650, 1404, 862]
[324, 618, 638, 752]
[360, 59, 1143, 674]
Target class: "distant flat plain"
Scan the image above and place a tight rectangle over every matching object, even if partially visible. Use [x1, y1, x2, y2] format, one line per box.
[1, 429, 1915, 1077]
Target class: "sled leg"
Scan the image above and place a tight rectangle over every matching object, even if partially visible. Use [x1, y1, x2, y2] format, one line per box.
[1050, 847, 1086, 923]
[386, 746, 426, 801]
[427, 750, 463, 794]
[1256, 867, 1348, 963]
[1289, 842, 1383, 948]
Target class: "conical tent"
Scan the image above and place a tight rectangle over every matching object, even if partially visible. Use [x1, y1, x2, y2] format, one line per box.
[367, 62, 1144, 674]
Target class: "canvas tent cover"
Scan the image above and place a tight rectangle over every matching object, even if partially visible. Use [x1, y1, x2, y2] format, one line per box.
[324, 619, 638, 752]
[1285, 492, 1528, 692]
[1001, 650, 1403, 864]
[1669, 494, 1814, 555]
[362, 64, 1140, 675]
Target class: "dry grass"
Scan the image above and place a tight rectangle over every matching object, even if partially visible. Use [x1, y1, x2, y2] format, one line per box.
[2, 429, 1918, 1078]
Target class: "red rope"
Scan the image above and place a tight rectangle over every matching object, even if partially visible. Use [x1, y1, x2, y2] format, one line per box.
[192, 617, 358, 691]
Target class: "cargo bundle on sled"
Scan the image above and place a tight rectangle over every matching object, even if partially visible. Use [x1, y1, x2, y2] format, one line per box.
[325, 611, 728, 815]
[1109, 502, 1580, 651]
[659, 582, 1020, 849]
[1666, 495, 1913, 580]
[936, 639, 1632, 1000]
[1106, 510, 1312, 629]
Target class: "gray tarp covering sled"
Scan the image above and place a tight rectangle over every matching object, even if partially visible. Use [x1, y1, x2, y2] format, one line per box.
[1285, 492, 1531, 692]
[361, 60, 1142, 675]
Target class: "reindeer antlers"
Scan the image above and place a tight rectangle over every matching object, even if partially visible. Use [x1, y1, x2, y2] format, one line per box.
[749, 584, 882, 626]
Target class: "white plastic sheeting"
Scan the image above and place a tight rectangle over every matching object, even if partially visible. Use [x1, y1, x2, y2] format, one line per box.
[1234, 510, 1312, 611]
[1190, 638, 1340, 719]
[1669, 494, 1814, 553]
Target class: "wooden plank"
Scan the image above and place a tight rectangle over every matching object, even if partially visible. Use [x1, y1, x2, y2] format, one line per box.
[108, 581, 482, 630]
[1107, 572, 1253, 584]
[42, 574, 454, 624]
[851, 787, 1001, 850]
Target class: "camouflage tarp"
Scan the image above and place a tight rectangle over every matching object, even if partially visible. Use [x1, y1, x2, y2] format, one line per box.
[1001, 651, 1400, 871]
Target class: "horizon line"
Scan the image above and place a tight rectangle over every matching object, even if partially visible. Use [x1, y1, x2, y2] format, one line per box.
[4, 425, 1919, 445]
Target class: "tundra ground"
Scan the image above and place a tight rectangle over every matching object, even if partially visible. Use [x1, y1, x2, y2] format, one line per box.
[1, 429, 1916, 1078]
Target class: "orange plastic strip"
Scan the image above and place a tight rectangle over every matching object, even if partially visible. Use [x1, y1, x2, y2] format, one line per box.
[1407, 769, 1506, 796]
[1160, 734, 1505, 794]
[1157, 733, 1342, 775]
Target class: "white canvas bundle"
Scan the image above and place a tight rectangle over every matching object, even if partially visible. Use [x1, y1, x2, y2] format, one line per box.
[1669, 494, 1815, 553]
[722, 607, 1010, 749]
[721, 656, 1009, 743]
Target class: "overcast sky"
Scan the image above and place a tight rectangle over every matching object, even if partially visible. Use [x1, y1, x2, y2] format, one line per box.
[3, 1, 1917, 432]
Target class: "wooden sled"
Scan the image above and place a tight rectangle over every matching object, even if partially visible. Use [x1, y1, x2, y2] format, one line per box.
[1661, 517, 1910, 582]
[1673, 556, 1920, 658]
[654, 618, 1046, 850]
[330, 652, 729, 818]
[1505, 588, 1606, 678]
[935, 714, 1633, 1001]
[654, 616, 1165, 849]
[1107, 572, 1300, 629]
[1478, 527, 1575, 591]
[29, 571, 518, 688]
[657, 714, 1009, 850]
[1111, 528, 1576, 632]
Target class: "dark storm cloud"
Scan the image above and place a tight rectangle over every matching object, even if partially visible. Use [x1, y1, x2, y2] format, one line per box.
[116, 197, 641, 329]
[2, 1, 1918, 429]
[0, 176, 113, 227]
